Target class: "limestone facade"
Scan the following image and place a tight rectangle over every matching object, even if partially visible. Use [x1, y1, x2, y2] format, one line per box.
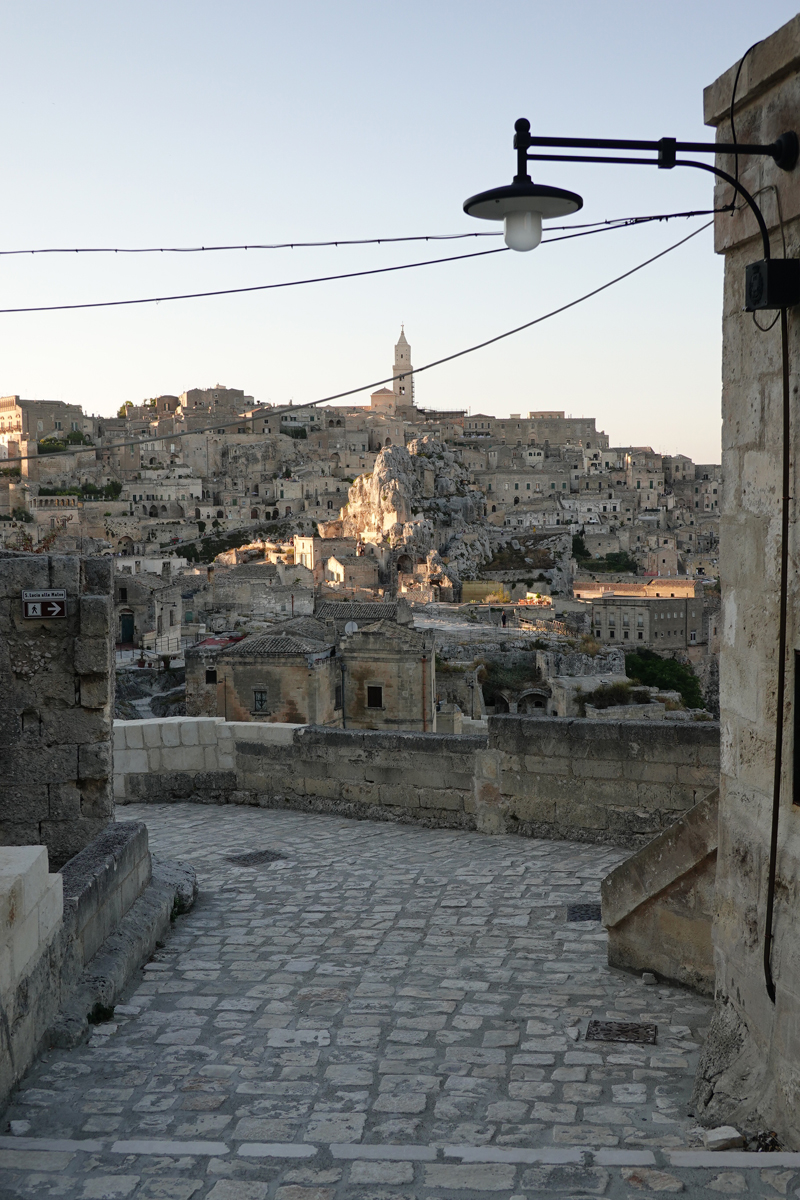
[692, 16, 800, 1144]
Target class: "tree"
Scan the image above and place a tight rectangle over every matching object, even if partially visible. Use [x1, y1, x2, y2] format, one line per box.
[625, 650, 705, 709]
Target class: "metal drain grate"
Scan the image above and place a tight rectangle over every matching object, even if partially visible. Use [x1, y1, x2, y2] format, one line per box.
[226, 849, 285, 866]
[567, 903, 602, 922]
[586, 1019, 657, 1045]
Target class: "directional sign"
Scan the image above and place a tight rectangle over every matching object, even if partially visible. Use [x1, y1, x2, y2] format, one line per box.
[21, 589, 67, 619]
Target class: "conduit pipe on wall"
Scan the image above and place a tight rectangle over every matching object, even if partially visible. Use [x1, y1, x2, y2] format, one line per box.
[422, 654, 428, 732]
[764, 305, 792, 1004]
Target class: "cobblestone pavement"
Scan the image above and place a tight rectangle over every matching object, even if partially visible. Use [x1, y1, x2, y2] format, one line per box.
[1, 803, 792, 1198]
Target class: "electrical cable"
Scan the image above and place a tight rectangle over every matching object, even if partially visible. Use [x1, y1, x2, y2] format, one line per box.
[730, 41, 762, 189]
[0, 207, 724, 258]
[0, 246, 509, 314]
[0, 211, 715, 315]
[6, 219, 712, 465]
[764, 303, 791, 1005]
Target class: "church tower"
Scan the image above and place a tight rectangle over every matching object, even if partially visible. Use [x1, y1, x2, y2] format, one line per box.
[392, 327, 414, 407]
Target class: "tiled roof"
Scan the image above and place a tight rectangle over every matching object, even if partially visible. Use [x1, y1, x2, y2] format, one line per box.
[316, 602, 398, 622]
[222, 633, 331, 658]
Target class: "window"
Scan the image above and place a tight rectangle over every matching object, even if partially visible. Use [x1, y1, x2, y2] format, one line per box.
[253, 690, 269, 712]
[638, 631, 643, 640]
[595, 629, 601, 638]
[118, 587, 128, 602]
[205, 668, 217, 684]
[54, 420, 62, 430]
[334, 683, 343, 710]
[366, 685, 383, 709]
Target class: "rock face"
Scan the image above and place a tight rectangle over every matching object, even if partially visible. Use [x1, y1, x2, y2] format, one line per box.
[337, 439, 494, 590]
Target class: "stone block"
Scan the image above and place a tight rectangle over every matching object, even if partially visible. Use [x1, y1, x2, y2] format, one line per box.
[0, 784, 50, 824]
[38, 875, 63, 943]
[122, 749, 148, 775]
[142, 722, 163, 748]
[622, 760, 678, 784]
[197, 721, 221, 746]
[572, 758, 622, 780]
[80, 675, 109, 710]
[147, 748, 162, 772]
[419, 788, 463, 811]
[180, 722, 199, 746]
[78, 595, 110, 638]
[161, 721, 182, 747]
[124, 724, 144, 749]
[556, 800, 607, 831]
[73, 638, 110, 676]
[0, 556, 49, 599]
[0, 846, 48, 928]
[41, 709, 109, 747]
[83, 556, 113, 592]
[78, 742, 112, 781]
[49, 784, 82, 820]
[112, 725, 127, 752]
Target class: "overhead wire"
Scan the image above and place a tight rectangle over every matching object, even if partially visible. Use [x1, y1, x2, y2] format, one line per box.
[0, 208, 722, 258]
[0, 210, 716, 315]
[7, 218, 712, 465]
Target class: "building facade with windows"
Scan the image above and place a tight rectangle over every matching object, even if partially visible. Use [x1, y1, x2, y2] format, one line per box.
[589, 593, 706, 649]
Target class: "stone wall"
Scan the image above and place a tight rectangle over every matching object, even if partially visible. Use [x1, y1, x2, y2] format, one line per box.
[114, 714, 720, 850]
[0, 822, 161, 1112]
[601, 790, 718, 995]
[692, 17, 800, 1146]
[0, 552, 114, 867]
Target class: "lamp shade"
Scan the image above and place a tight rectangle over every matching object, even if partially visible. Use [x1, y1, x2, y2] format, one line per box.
[463, 180, 583, 221]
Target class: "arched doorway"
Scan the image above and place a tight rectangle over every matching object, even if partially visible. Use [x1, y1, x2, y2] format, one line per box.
[148, 505, 158, 517]
[272, 508, 279, 519]
[251, 508, 259, 519]
[217, 510, 224, 519]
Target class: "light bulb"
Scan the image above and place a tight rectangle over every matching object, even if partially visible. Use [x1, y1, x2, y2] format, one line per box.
[503, 210, 542, 252]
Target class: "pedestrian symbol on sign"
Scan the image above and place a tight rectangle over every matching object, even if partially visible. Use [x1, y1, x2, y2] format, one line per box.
[21, 589, 67, 619]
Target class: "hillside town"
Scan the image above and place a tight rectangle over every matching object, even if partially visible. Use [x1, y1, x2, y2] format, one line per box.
[7, 9, 800, 1189]
[1, 329, 721, 726]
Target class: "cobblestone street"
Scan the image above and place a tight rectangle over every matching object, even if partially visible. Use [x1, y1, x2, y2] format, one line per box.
[0, 803, 791, 1198]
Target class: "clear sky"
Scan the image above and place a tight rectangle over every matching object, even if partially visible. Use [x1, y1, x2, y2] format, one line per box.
[2, 1, 798, 462]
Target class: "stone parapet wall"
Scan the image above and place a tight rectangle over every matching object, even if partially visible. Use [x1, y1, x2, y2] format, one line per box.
[485, 716, 720, 846]
[0, 822, 155, 1112]
[115, 715, 720, 850]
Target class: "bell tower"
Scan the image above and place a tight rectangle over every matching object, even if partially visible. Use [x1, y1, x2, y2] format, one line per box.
[392, 327, 414, 407]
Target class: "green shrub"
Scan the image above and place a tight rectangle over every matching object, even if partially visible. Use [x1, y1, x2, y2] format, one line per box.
[625, 650, 704, 709]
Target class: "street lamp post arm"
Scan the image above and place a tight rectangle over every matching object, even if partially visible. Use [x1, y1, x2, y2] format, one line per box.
[515, 123, 799, 172]
[674, 159, 771, 260]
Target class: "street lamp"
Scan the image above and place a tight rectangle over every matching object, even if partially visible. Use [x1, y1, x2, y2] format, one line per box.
[464, 114, 800, 1003]
[464, 117, 800, 310]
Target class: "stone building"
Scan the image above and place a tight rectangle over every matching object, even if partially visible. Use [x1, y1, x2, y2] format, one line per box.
[340, 620, 436, 733]
[589, 593, 706, 649]
[211, 632, 338, 725]
[327, 553, 380, 590]
[114, 569, 182, 649]
[689, 19, 800, 1146]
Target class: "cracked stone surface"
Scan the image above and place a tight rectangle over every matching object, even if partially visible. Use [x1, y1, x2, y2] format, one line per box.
[0, 801, 781, 1198]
